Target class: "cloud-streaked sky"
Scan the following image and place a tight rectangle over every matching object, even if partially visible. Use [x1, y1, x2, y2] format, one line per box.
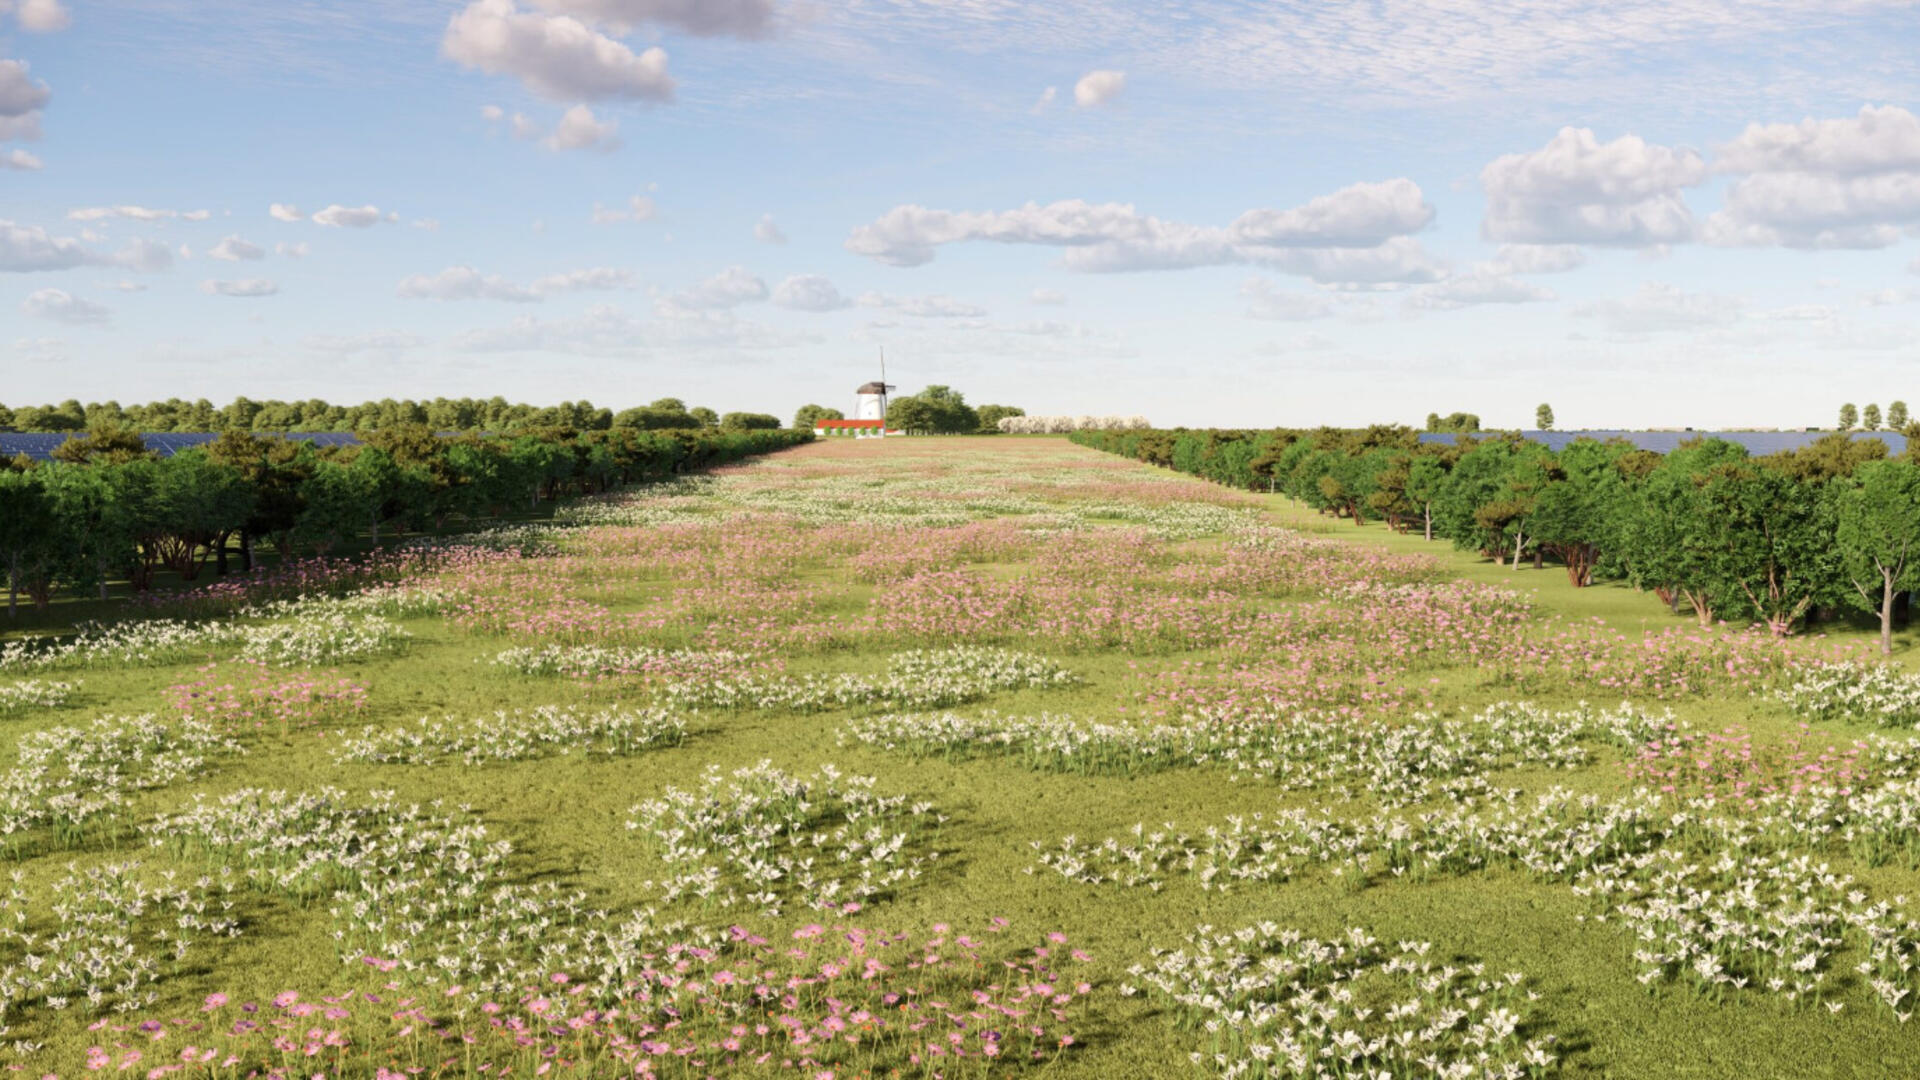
[5, 0, 1920, 428]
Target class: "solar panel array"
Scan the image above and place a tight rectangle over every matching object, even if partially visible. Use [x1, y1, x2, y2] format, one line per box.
[0, 431, 365, 462]
[1414, 430, 1910, 455]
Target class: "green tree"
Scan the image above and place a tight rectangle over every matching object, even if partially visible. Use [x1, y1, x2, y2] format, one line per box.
[1404, 453, 1449, 541]
[975, 404, 1025, 433]
[1840, 403, 1860, 430]
[1890, 401, 1910, 429]
[48, 423, 152, 466]
[0, 471, 52, 619]
[39, 464, 137, 601]
[1865, 403, 1884, 431]
[689, 407, 719, 428]
[1535, 403, 1555, 430]
[719, 412, 781, 431]
[792, 404, 844, 430]
[884, 398, 938, 434]
[1834, 459, 1920, 654]
[1528, 439, 1630, 586]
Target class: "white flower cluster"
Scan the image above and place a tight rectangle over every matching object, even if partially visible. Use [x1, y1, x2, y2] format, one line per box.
[844, 702, 1672, 805]
[334, 705, 686, 766]
[0, 678, 80, 716]
[490, 644, 757, 681]
[1775, 662, 1920, 727]
[656, 646, 1077, 714]
[233, 608, 412, 666]
[0, 714, 240, 853]
[626, 761, 944, 916]
[147, 787, 691, 997]
[998, 415, 1152, 433]
[0, 862, 240, 1027]
[1127, 923, 1556, 1080]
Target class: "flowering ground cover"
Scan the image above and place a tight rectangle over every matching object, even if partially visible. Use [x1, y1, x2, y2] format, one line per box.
[3, 437, 1920, 1077]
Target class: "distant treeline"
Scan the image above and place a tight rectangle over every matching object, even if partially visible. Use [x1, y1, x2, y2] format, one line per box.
[1072, 426, 1920, 652]
[0, 396, 790, 434]
[0, 424, 810, 616]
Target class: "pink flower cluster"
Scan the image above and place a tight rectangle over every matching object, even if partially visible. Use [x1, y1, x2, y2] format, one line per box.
[164, 660, 369, 735]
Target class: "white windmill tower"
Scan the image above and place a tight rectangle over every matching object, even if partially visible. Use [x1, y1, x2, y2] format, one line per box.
[854, 349, 895, 424]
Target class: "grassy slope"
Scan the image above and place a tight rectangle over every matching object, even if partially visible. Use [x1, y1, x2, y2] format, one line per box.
[7, 439, 1920, 1078]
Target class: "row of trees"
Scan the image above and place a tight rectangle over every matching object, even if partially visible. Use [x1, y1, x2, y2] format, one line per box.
[0, 397, 803, 435]
[999, 415, 1151, 434]
[1839, 402, 1911, 431]
[1071, 425, 1920, 653]
[0, 425, 811, 618]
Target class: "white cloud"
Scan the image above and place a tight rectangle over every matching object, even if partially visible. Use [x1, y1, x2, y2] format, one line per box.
[104, 281, 146, 292]
[0, 222, 176, 273]
[0, 148, 37, 169]
[5, 0, 69, 32]
[1408, 266, 1555, 310]
[1030, 287, 1067, 305]
[442, 0, 675, 104]
[1480, 127, 1705, 246]
[21, 288, 107, 325]
[662, 265, 767, 311]
[1705, 106, 1920, 250]
[544, 104, 619, 150]
[772, 273, 851, 312]
[526, 0, 775, 37]
[114, 238, 173, 272]
[1032, 86, 1057, 113]
[398, 266, 541, 302]
[1573, 282, 1741, 334]
[845, 182, 1439, 282]
[399, 264, 632, 301]
[209, 235, 266, 261]
[0, 60, 48, 141]
[592, 194, 656, 223]
[1074, 69, 1125, 108]
[754, 213, 786, 244]
[1241, 277, 1333, 321]
[68, 205, 209, 222]
[311, 204, 383, 227]
[201, 278, 279, 297]
[480, 104, 505, 122]
[861, 293, 988, 318]
[1490, 243, 1585, 273]
[269, 203, 306, 222]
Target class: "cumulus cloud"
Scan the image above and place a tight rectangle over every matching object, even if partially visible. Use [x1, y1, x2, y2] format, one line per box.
[531, 266, 631, 293]
[209, 235, 265, 261]
[68, 205, 210, 222]
[1, 0, 69, 32]
[0, 222, 175, 273]
[113, 238, 173, 272]
[526, 0, 775, 37]
[1573, 282, 1741, 334]
[844, 181, 1439, 283]
[0, 60, 49, 141]
[443, 0, 675, 104]
[544, 104, 619, 150]
[1074, 69, 1125, 107]
[201, 278, 279, 297]
[1241, 277, 1333, 321]
[662, 266, 767, 312]
[754, 213, 786, 244]
[1480, 127, 1705, 246]
[269, 203, 306, 222]
[771, 273, 851, 312]
[1408, 266, 1555, 310]
[21, 288, 107, 325]
[592, 194, 656, 223]
[1706, 106, 1920, 249]
[311, 204, 383, 227]
[0, 148, 37, 169]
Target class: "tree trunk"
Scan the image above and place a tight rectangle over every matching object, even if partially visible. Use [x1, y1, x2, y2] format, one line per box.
[1511, 528, 1525, 570]
[1423, 504, 1432, 542]
[369, 517, 380, 548]
[1883, 568, 1897, 656]
[5, 552, 16, 621]
[216, 530, 231, 576]
[1532, 548, 1544, 570]
[240, 531, 254, 573]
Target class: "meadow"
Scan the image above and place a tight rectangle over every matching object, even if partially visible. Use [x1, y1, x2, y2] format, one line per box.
[5, 436, 1920, 1078]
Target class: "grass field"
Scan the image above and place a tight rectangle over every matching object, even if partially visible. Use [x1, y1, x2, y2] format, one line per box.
[6, 436, 1920, 1079]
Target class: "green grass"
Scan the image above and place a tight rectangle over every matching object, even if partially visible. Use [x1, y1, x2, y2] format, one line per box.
[5, 439, 1920, 1077]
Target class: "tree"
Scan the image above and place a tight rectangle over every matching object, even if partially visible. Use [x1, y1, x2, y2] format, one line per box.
[689, 407, 719, 428]
[49, 423, 152, 466]
[975, 405, 1025, 433]
[1891, 401, 1910, 430]
[1529, 439, 1630, 586]
[1404, 453, 1449, 541]
[888, 386, 978, 434]
[0, 471, 52, 619]
[1834, 460, 1920, 654]
[884, 398, 938, 434]
[1688, 461, 1835, 636]
[1535, 403, 1555, 431]
[719, 412, 781, 431]
[39, 464, 137, 601]
[1840, 403, 1860, 430]
[793, 404, 843, 430]
[1425, 412, 1480, 434]
[1865, 403, 1884, 431]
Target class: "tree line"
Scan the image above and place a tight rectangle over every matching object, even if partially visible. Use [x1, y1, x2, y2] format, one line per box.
[0, 396, 800, 435]
[0, 424, 810, 618]
[791, 387, 1024, 435]
[1071, 425, 1920, 654]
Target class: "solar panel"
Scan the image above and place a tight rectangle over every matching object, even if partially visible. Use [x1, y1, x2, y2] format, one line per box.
[0, 431, 368, 462]
[1414, 430, 1909, 455]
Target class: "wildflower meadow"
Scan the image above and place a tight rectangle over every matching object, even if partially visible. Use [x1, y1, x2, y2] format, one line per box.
[5, 436, 1920, 1078]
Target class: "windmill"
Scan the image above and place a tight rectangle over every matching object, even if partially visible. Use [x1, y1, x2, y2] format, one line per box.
[855, 348, 896, 422]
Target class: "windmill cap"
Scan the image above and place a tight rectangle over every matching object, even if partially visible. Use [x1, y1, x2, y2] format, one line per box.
[856, 381, 893, 394]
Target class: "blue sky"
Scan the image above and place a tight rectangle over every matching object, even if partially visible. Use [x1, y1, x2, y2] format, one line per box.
[4, 0, 1920, 428]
